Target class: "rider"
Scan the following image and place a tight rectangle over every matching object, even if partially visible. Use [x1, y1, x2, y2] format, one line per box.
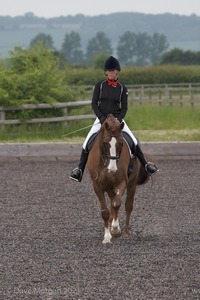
[70, 56, 158, 182]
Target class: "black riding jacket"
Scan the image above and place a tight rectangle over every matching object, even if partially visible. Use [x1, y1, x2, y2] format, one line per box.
[91, 80, 128, 124]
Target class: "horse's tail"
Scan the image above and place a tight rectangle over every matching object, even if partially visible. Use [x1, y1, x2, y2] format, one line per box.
[136, 164, 150, 185]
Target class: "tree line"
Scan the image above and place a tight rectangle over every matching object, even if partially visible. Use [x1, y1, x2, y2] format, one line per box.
[30, 31, 169, 67]
[160, 48, 200, 65]
[30, 31, 200, 67]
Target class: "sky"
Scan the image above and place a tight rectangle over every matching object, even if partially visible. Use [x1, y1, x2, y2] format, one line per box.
[0, 0, 200, 18]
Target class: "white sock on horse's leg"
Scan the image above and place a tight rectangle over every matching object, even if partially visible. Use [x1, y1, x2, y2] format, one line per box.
[111, 218, 121, 235]
[102, 227, 112, 244]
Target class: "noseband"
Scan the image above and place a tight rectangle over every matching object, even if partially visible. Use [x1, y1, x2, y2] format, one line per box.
[105, 154, 120, 160]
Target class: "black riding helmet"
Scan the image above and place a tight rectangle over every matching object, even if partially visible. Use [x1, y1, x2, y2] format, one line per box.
[104, 56, 121, 71]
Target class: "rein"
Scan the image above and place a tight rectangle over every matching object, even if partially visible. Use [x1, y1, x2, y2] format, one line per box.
[62, 123, 97, 137]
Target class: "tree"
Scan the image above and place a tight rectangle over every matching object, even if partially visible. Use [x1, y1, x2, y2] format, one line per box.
[117, 31, 170, 66]
[160, 48, 200, 65]
[150, 33, 169, 63]
[93, 53, 109, 69]
[117, 31, 137, 65]
[30, 33, 54, 50]
[160, 48, 185, 64]
[117, 32, 151, 66]
[182, 50, 197, 65]
[134, 32, 152, 66]
[61, 31, 83, 65]
[86, 32, 112, 66]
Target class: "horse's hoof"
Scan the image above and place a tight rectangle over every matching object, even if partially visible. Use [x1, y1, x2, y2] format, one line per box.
[111, 229, 122, 238]
[122, 228, 130, 237]
[122, 227, 131, 237]
[102, 239, 111, 244]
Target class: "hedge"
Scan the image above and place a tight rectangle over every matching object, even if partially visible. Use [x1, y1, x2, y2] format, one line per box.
[65, 65, 200, 85]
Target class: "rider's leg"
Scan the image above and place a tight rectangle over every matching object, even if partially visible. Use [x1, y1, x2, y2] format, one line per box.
[70, 148, 88, 182]
[135, 144, 159, 175]
[122, 121, 158, 176]
[70, 118, 101, 182]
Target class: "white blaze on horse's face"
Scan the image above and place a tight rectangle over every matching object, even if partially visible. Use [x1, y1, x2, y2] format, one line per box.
[107, 137, 118, 173]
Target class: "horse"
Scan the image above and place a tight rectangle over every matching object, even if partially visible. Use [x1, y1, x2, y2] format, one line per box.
[87, 114, 149, 244]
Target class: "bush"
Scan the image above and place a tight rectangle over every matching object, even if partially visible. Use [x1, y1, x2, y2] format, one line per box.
[0, 44, 73, 107]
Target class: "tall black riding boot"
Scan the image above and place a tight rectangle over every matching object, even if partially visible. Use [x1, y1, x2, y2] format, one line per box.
[136, 144, 158, 175]
[70, 149, 88, 182]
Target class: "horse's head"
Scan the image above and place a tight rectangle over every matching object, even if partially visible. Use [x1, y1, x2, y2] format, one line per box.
[100, 114, 124, 163]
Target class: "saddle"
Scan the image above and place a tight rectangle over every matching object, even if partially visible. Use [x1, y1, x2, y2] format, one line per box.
[86, 131, 136, 157]
[86, 132, 99, 153]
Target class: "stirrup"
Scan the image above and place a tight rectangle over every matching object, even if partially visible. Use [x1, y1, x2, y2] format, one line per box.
[70, 167, 83, 182]
[145, 162, 159, 176]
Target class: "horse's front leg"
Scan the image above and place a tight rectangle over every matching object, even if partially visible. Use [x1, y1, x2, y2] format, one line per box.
[109, 191, 122, 237]
[123, 182, 137, 236]
[109, 183, 126, 237]
[102, 206, 112, 244]
[93, 183, 112, 244]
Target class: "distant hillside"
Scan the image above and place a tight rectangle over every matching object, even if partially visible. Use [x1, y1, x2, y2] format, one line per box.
[0, 12, 200, 57]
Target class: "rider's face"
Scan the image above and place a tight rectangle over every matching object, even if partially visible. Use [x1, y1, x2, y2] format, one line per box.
[105, 69, 118, 80]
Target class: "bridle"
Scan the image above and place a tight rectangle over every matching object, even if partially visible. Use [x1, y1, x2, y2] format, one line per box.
[102, 130, 123, 162]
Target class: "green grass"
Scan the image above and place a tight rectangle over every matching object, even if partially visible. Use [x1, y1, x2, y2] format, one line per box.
[126, 104, 200, 130]
[0, 120, 94, 143]
[0, 104, 199, 142]
[133, 129, 200, 142]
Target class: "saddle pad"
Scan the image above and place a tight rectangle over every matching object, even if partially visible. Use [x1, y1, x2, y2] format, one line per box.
[122, 132, 136, 157]
[86, 132, 99, 152]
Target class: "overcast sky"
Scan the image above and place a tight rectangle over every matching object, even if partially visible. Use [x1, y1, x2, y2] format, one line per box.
[0, 0, 199, 18]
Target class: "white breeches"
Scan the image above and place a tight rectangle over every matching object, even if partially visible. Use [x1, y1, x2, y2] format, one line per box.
[83, 118, 138, 150]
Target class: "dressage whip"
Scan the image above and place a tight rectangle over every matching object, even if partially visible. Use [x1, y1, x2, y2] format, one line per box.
[62, 122, 100, 137]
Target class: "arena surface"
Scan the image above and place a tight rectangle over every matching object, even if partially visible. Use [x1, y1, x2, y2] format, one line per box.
[1, 158, 199, 300]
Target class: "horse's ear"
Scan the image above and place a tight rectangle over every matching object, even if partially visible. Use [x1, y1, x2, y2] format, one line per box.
[105, 122, 109, 130]
[120, 122, 124, 130]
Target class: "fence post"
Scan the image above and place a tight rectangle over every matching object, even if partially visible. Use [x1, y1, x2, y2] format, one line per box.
[165, 84, 168, 99]
[63, 107, 68, 126]
[158, 89, 162, 100]
[148, 89, 152, 100]
[0, 109, 5, 129]
[0, 111, 5, 120]
[189, 83, 194, 102]
[169, 90, 172, 100]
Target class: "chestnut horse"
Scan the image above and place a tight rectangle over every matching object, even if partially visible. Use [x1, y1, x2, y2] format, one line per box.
[87, 114, 149, 244]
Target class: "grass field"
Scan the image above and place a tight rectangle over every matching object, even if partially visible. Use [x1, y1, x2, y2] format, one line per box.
[0, 104, 199, 142]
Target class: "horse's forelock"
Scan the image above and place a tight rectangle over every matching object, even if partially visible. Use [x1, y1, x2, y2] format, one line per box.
[105, 115, 120, 127]
[106, 114, 118, 124]
[101, 115, 123, 137]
